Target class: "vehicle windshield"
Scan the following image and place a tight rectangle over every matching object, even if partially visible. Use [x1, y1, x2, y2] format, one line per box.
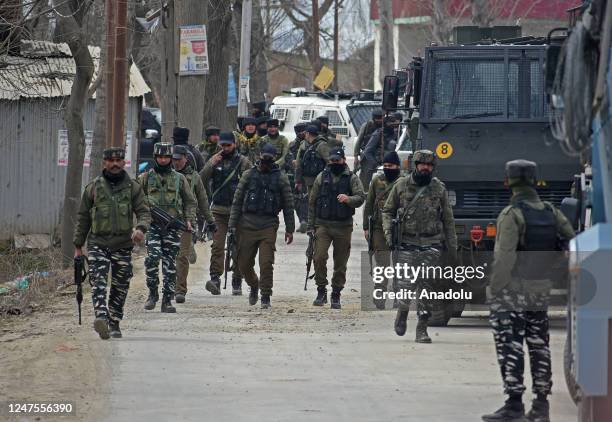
[346, 104, 380, 133]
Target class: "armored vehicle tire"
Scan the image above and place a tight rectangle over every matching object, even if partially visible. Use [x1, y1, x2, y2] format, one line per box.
[564, 336, 580, 405]
[428, 304, 453, 327]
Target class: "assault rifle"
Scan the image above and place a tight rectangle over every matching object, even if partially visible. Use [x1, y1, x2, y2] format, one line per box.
[224, 229, 237, 289]
[367, 216, 374, 276]
[304, 232, 316, 290]
[151, 206, 191, 232]
[74, 255, 88, 325]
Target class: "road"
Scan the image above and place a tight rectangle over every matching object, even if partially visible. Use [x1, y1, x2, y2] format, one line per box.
[100, 215, 576, 422]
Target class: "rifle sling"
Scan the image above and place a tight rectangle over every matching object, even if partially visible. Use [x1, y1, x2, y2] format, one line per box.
[211, 159, 240, 202]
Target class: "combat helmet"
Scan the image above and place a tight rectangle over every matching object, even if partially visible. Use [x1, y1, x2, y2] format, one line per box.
[154, 142, 173, 157]
[413, 149, 436, 166]
[505, 159, 537, 187]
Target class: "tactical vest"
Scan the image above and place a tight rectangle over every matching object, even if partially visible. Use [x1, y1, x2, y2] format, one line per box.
[144, 170, 183, 216]
[400, 179, 444, 238]
[512, 201, 558, 280]
[89, 177, 133, 236]
[211, 154, 241, 206]
[316, 169, 354, 221]
[242, 168, 282, 216]
[301, 142, 326, 177]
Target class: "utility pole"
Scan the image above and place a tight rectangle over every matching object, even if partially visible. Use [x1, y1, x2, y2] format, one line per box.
[312, 0, 321, 80]
[237, 0, 252, 117]
[377, 0, 394, 87]
[161, 1, 177, 141]
[104, 0, 115, 148]
[333, 0, 339, 91]
[111, 0, 128, 148]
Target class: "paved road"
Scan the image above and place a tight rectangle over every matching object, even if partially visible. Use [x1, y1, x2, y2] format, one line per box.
[100, 209, 577, 422]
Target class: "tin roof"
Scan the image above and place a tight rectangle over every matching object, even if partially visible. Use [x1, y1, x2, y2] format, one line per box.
[0, 40, 150, 100]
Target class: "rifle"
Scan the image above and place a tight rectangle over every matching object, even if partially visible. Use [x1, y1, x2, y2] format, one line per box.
[304, 232, 316, 290]
[224, 229, 237, 289]
[367, 215, 374, 276]
[74, 255, 88, 325]
[151, 206, 191, 232]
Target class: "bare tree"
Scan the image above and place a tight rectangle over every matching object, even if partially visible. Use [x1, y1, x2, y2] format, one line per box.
[53, 0, 95, 264]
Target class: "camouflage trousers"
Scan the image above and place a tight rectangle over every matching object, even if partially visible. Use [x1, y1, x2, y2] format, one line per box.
[489, 288, 552, 396]
[145, 224, 181, 296]
[88, 244, 133, 322]
[394, 245, 443, 318]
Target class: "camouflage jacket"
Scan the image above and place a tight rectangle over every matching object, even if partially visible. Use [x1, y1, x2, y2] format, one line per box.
[137, 168, 197, 224]
[74, 171, 151, 251]
[363, 173, 399, 231]
[197, 139, 221, 164]
[258, 134, 289, 166]
[178, 165, 213, 224]
[490, 186, 575, 294]
[382, 174, 457, 251]
[234, 131, 260, 163]
[308, 165, 365, 229]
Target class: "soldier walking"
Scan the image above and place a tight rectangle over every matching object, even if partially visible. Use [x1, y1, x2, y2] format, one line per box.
[172, 145, 217, 304]
[289, 122, 308, 232]
[296, 124, 330, 206]
[200, 132, 252, 295]
[382, 150, 457, 343]
[353, 109, 384, 172]
[363, 151, 402, 310]
[74, 147, 151, 339]
[316, 115, 342, 147]
[235, 117, 260, 164]
[228, 144, 295, 308]
[139, 143, 196, 313]
[360, 113, 401, 189]
[172, 126, 205, 172]
[198, 125, 221, 166]
[482, 160, 574, 422]
[308, 147, 365, 309]
[258, 118, 289, 167]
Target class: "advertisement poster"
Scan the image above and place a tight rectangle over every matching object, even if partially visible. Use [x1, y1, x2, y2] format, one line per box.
[179, 25, 210, 75]
[57, 130, 132, 167]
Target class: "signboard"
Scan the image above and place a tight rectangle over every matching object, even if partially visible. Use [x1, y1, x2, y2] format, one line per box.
[313, 65, 335, 91]
[57, 130, 132, 167]
[227, 65, 238, 107]
[179, 25, 210, 75]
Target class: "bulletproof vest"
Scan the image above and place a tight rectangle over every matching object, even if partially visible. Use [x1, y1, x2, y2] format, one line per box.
[144, 170, 184, 216]
[212, 154, 241, 206]
[90, 177, 133, 236]
[512, 201, 559, 280]
[316, 169, 354, 221]
[301, 141, 327, 177]
[242, 168, 282, 216]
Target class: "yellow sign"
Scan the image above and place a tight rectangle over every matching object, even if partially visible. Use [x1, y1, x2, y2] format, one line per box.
[313, 66, 335, 91]
[436, 142, 453, 159]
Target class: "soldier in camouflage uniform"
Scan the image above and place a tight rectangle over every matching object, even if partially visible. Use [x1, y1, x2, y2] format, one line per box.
[353, 109, 384, 172]
[258, 118, 289, 167]
[172, 145, 217, 304]
[235, 117, 260, 164]
[363, 151, 402, 310]
[309, 147, 365, 309]
[228, 144, 295, 308]
[289, 122, 308, 232]
[382, 150, 457, 343]
[482, 160, 575, 422]
[255, 116, 268, 137]
[197, 126, 221, 165]
[200, 132, 252, 295]
[139, 143, 197, 313]
[74, 147, 151, 339]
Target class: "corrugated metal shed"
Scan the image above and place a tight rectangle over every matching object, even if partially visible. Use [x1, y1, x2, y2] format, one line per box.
[0, 40, 149, 240]
[0, 40, 149, 100]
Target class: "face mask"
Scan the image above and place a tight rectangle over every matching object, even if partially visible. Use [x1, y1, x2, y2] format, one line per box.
[374, 120, 383, 128]
[244, 131, 255, 139]
[384, 126, 394, 136]
[413, 169, 433, 186]
[330, 163, 344, 175]
[257, 128, 267, 136]
[259, 158, 274, 172]
[154, 160, 172, 173]
[383, 168, 400, 182]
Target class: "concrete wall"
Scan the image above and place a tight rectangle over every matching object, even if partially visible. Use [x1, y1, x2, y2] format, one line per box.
[0, 97, 141, 240]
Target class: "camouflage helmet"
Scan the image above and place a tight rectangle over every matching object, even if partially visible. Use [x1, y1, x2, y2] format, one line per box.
[413, 149, 436, 166]
[505, 159, 537, 187]
[153, 142, 173, 157]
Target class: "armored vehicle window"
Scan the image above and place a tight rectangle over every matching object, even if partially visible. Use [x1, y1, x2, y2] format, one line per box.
[346, 104, 379, 132]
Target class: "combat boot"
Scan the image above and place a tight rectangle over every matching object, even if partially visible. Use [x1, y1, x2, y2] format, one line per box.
[161, 294, 176, 313]
[144, 290, 159, 310]
[313, 287, 327, 306]
[261, 294, 271, 309]
[525, 399, 549, 422]
[232, 277, 243, 296]
[373, 283, 385, 310]
[108, 320, 122, 339]
[249, 287, 259, 306]
[394, 309, 408, 336]
[205, 275, 221, 295]
[93, 316, 110, 340]
[482, 397, 525, 422]
[175, 293, 186, 303]
[330, 288, 342, 310]
[415, 316, 432, 343]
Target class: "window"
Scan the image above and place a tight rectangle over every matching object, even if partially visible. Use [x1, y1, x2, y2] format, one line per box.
[301, 109, 315, 121]
[325, 110, 345, 127]
[273, 108, 289, 121]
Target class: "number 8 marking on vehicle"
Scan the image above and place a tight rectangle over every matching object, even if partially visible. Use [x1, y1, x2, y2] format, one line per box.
[436, 142, 453, 159]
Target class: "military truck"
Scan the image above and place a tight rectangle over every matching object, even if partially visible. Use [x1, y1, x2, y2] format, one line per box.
[384, 42, 581, 325]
